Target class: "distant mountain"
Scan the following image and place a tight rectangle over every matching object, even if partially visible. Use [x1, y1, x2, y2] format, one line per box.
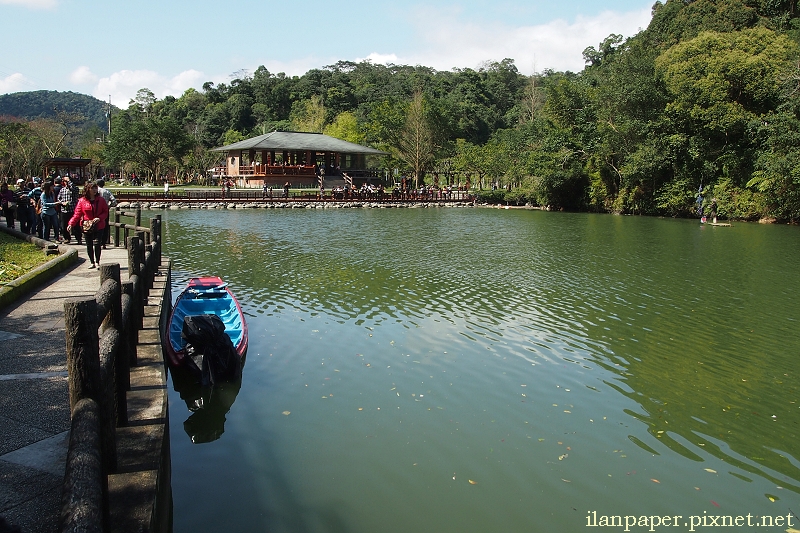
[0, 90, 118, 130]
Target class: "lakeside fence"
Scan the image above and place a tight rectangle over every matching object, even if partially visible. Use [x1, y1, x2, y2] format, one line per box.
[114, 189, 476, 203]
[60, 216, 163, 533]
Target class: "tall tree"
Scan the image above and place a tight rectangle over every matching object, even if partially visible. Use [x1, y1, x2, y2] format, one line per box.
[394, 91, 436, 188]
[656, 27, 799, 186]
[290, 95, 326, 132]
[105, 92, 194, 181]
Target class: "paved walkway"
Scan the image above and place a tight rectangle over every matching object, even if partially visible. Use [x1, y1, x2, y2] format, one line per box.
[0, 241, 131, 533]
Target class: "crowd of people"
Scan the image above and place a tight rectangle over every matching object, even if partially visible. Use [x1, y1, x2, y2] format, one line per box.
[0, 176, 117, 269]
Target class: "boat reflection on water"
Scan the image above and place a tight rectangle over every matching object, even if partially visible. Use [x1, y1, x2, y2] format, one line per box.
[170, 368, 242, 444]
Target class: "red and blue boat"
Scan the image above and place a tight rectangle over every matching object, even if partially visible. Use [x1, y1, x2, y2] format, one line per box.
[165, 277, 248, 381]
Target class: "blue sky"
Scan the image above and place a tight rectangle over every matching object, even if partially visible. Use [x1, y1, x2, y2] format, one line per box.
[0, 0, 652, 108]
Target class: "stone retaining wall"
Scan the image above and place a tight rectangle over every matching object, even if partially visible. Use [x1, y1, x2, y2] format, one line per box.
[118, 201, 476, 210]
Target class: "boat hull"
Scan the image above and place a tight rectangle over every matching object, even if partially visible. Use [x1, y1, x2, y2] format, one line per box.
[165, 276, 248, 369]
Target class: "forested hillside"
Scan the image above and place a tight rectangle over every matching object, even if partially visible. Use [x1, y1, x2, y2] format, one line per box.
[3, 0, 800, 220]
[0, 90, 113, 129]
[0, 90, 117, 175]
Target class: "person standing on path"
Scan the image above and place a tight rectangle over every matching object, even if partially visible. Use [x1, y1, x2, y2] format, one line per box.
[0, 182, 16, 229]
[57, 176, 80, 244]
[39, 181, 61, 241]
[27, 178, 43, 238]
[14, 179, 32, 234]
[67, 182, 108, 269]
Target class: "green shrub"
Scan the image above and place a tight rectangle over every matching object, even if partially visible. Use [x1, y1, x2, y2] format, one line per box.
[476, 189, 508, 204]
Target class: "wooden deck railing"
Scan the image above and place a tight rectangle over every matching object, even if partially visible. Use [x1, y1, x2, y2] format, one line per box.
[60, 217, 163, 533]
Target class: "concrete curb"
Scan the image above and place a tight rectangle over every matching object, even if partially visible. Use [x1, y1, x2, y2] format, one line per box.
[0, 225, 79, 312]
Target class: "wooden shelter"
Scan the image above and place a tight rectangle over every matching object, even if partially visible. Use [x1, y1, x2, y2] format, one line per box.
[211, 131, 388, 188]
[43, 157, 92, 184]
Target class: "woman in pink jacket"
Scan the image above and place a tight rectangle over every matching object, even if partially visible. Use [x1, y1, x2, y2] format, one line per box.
[67, 181, 109, 269]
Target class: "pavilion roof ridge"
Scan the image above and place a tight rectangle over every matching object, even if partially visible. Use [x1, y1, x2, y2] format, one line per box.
[212, 130, 388, 156]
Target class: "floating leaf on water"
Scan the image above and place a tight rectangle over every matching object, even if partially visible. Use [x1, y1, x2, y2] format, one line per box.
[766, 494, 778, 502]
[558, 454, 568, 461]
[704, 468, 717, 474]
[562, 478, 571, 483]
[564, 410, 571, 414]
[651, 479, 660, 484]
[358, 407, 363, 411]
[469, 480, 478, 485]
[282, 411, 291, 416]
[711, 500, 720, 508]
[538, 438, 545, 442]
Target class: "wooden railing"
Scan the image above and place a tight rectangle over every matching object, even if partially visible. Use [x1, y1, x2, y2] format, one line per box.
[113, 189, 476, 203]
[60, 218, 163, 533]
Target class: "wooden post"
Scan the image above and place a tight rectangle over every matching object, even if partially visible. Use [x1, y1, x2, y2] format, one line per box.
[64, 297, 115, 474]
[59, 398, 107, 533]
[64, 298, 101, 412]
[128, 236, 140, 280]
[99, 264, 121, 332]
[128, 237, 145, 331]
[99, 264, 126, 427]
[121, 281, 138, 368]
[150, 217, 160, 266]
[113, 210, 120, 247]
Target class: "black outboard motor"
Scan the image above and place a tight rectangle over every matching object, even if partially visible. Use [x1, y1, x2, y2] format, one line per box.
[181, 314, 242, 386]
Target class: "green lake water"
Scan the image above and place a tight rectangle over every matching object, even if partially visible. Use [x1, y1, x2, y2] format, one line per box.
[159, 207, 800, 533]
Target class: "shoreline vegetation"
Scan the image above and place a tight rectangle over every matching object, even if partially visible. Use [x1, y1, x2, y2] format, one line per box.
[108, 185, 790, 223]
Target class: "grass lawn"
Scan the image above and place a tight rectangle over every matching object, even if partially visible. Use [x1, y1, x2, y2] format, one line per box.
[0, 232, 49, 284]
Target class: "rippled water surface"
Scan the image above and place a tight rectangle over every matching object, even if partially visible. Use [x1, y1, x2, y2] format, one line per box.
[160, 208, 800, 532]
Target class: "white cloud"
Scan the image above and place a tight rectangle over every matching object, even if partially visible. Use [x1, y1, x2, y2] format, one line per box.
[70, 66, 97, 85]
[0, 72, 32, 94]
[392, 4, 653, 73]
[357, 53, 400, 65]
[163, 69, 205, 94]
[91, 69, 207, 108]
[0, 0, 57, 9]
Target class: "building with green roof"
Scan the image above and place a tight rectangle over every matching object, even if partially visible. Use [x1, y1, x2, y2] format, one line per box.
[211, 131, 389, 188]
